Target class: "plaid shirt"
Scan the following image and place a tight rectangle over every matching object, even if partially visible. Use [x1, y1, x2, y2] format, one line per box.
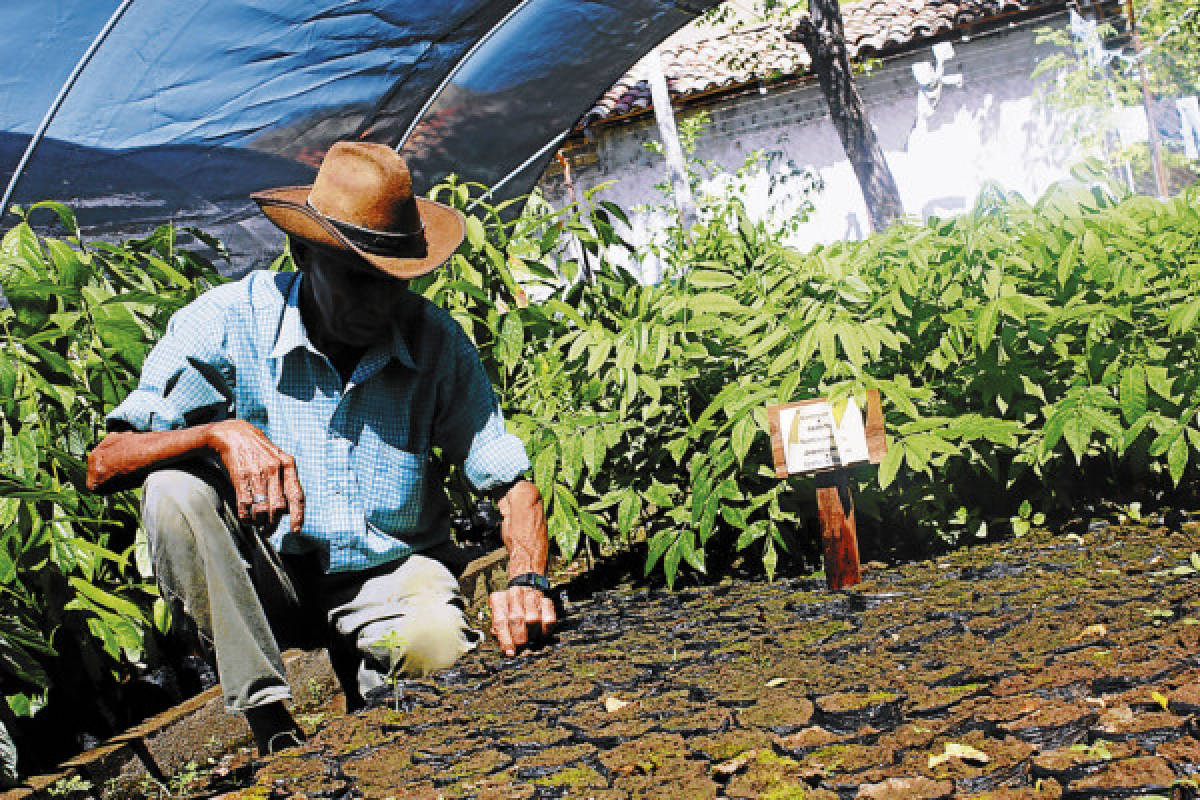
[108, 270, 529, 573]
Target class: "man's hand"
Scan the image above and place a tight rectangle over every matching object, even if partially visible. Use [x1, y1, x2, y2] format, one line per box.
[206, 419, 304, 533]
[488, 585, 556, 658]
[488, 480, 556, 657]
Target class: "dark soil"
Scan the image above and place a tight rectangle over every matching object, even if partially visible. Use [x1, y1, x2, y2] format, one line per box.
[190, 521, 1200, 798]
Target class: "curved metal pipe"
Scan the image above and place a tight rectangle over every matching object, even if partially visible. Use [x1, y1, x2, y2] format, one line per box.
[467, 129, 569, 211]
[396, 0, 534, 151]
[1, 0, 136, 221]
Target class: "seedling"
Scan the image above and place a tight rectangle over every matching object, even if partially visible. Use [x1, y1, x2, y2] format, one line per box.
[375, 630, 408, 711]
[1010, 499, 1046, 537]
[1069, 739, 1114, 761]
[46, 775, 92, 797]
[1117, 501, 1143, 523]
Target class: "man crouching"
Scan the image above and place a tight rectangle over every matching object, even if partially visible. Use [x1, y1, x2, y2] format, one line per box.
[86, 142, 556, 756]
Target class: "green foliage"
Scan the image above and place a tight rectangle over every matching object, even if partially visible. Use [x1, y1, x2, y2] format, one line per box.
[5, 167, 1200, 664]
[0, 203, 224, 725]
[421, 176, 1200, 587]
[639, 110, 823, 259]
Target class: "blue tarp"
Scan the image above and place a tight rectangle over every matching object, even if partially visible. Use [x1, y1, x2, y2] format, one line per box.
[0, 0, 715, 270]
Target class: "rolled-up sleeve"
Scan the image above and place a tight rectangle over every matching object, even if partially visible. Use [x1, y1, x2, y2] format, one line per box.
[434, 328, 530, 491]
[106, 295, 235, 433]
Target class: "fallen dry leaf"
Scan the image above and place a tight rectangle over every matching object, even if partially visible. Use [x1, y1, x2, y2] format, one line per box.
[928, 742, 990, 768]
[1071, 623, 1107, 641]
[604, 696, 630, 713]
[712, 750, 757, 775]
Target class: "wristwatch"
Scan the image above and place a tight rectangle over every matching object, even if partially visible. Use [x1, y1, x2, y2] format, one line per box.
[508, 572, 551, 593]
[485, 474, 529, 501]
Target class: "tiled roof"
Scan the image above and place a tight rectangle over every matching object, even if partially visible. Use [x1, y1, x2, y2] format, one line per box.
[580, 0, 1062, 126]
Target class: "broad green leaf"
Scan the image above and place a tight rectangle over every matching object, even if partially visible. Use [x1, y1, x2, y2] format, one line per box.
[465, 215, 487, 250]
[688, 269, 736, 288]
[1063, 414, 1091, 464]
[644, 481, 675, 507]
[0, 637, 48, 688]
[582, 428, 603, 474]
[560, 433, 583, 487]
[68, 578, 146, 621]
[1145, 366, 1175, 401]
[0, 358, 15, 400]
[152, 597, 172, 635]
[686, 293, 750, 316]
[1056, 239, 1078, 286]
[762, 536, 778, 582]
[585, 339, 613, 374]
[1081, 229, 1107, 273]
[663, 538, 684, 588]
[746, 325, 791, 362]
[731, 413, 757, 466]
[878, 438, 903, 489]
[497, 312, 524, 364]
[1168, 435, 1188, 486]
[533, 443, 558, 496]
[617, 492, 641, 537]
[645, 530, 676, 575]
[975, 301, 999, 353]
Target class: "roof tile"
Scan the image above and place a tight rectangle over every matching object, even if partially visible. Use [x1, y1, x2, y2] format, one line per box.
[580, 0, 1060, 125]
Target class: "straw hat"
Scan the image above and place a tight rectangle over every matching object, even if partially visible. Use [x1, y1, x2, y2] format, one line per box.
[251, 142, 465, 280]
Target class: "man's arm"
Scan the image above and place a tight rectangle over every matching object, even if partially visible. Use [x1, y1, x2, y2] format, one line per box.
[87, 420, 305, 533]
[487, 480, 557, 657]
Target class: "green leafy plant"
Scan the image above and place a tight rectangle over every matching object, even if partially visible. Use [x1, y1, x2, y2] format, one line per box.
[421, 174, 1200, 588]
[46, 773, 92, 797]
[374, 629, 408, 711]
[1069, 739, 1115, 760]
[1010, 499, 1046, 538]
[0, 202, 226, 764]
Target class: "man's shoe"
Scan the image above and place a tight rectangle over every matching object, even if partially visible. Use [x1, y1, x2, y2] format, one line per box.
[245, 701, 306, 756]
[264, 730, 305, 755]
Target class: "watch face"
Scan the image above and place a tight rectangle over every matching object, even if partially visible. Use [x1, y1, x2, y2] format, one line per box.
[511, 572, 549, 591]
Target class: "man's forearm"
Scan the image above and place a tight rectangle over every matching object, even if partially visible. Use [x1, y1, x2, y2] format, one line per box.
[496, 480, 550, 576]
[87, 425, 217, 493]
[489, 479, 556, 656]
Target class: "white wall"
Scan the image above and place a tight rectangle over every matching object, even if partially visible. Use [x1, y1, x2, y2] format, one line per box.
[539, 11, 1088, 278]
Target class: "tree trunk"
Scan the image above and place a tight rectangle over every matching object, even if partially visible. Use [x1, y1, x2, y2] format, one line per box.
[647, 48, 699, 234]
[788, 0, 904, 232]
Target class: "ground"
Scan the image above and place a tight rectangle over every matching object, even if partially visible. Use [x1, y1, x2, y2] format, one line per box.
[189, 520, 1200, 799]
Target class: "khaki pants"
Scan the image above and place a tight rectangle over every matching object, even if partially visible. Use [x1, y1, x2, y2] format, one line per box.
[141, 463, 479, 713]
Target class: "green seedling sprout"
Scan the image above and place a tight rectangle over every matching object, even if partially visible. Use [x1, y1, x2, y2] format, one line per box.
[376, 630, 408, 711]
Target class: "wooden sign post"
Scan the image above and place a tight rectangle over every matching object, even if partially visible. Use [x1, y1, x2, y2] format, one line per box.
[766, 390, 886, 590]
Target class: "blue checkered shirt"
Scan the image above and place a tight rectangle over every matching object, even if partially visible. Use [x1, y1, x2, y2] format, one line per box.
[107, 270, 530, 573]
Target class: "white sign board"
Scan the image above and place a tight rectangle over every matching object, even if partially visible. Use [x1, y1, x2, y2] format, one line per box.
[767, 392, 887, 478]
[778, 397, 870, 473]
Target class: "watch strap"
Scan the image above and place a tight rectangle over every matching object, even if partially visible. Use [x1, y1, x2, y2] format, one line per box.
[485, 475, 527, 502]
[507, 572, 551, 593]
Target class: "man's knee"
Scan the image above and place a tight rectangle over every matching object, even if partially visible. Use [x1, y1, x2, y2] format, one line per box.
[142, 468, 224, 550]
[359, 603, 475, 677]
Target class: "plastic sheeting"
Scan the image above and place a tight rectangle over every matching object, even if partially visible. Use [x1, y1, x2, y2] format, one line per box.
[0, 0, 715, 270]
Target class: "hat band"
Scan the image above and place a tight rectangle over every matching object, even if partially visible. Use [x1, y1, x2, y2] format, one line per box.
[306, 199, 427, 257]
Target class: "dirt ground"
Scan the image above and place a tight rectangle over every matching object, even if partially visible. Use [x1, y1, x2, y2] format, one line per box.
[191, 519, 1200, 799]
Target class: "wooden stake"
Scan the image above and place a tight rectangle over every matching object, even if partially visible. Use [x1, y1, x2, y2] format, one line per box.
[814, 469, 861, 590]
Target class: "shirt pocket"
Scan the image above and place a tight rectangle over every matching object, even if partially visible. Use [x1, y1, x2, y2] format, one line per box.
[357, 430, 426, 533]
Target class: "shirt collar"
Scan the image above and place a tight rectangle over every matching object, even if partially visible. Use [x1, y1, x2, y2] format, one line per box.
[269, 272, 419, 371]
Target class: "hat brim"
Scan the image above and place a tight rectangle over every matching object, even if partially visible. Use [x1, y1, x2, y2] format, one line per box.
[250, 186, 465, 280]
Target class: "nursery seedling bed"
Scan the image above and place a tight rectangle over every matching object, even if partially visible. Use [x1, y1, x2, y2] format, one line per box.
[25, 521, 1200, 798]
